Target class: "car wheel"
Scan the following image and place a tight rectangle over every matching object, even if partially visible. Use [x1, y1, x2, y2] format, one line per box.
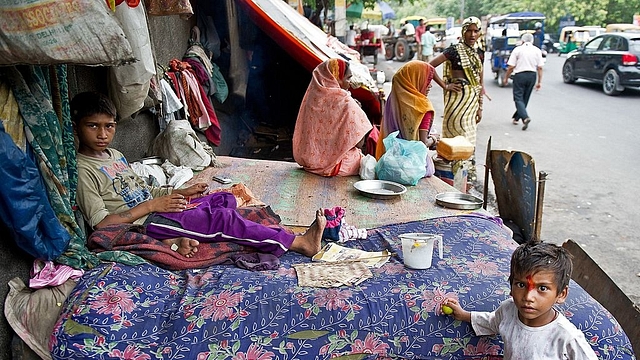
[395, 38, 409, 62]
[603, 69, 622, 96]
[562, 62, 576, 84]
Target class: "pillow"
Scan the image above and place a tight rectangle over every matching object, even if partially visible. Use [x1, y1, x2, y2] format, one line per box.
[4, 278, 76, 360]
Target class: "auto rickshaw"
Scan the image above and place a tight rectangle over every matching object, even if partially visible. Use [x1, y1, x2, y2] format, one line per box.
[605, 23, 640, 33]
[491, 36, 521, 87]
[424, 17, 447, 51]
[556, 26, 590, 55]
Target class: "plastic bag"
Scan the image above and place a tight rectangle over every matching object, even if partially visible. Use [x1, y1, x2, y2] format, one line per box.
[0, 123, 70, 259]
[359, 154, 377, 180]
[150, 119, 221, 170]
[162, 160, 194, 189]
[130, 162, 167, 187]
[0, 0, 134, 65]
[375, 131, 427, 186]
[108, 0, 156, 119]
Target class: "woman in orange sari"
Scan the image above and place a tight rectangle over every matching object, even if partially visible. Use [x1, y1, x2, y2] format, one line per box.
[293, 59, 373, 176]
[375, 60, 450, 160]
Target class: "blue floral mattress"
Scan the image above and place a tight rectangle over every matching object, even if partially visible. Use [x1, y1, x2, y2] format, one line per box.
[51, 215, 636, 359]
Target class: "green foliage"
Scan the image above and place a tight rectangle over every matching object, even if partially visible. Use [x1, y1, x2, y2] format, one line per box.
[320, 0, 639, 33]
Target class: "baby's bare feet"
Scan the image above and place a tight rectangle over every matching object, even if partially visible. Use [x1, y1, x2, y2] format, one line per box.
[162, 237, 200, 258]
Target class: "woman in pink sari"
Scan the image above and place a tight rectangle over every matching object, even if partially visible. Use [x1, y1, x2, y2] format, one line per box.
[293, 58, 373, 176]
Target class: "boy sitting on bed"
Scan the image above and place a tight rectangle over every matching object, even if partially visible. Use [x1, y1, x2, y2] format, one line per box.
[442, 241, 598, 359]
[72, 91, 325, 259]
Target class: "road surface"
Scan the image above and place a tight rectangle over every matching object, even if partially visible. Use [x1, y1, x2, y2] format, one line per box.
[376, 53, 640, 305]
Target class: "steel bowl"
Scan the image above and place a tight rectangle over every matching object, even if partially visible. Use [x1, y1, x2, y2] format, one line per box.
[435, 192, 483, 210]
[354, 180, 407, 199]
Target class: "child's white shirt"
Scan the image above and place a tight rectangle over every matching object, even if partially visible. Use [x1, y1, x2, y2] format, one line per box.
[471, 298, 598, 360]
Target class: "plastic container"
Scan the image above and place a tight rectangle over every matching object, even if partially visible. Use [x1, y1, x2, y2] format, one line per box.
[400, 233, 443, 270]
[436, 136, 474, 161]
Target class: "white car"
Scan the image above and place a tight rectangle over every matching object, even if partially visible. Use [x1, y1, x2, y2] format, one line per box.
[443, 26, 462, 49]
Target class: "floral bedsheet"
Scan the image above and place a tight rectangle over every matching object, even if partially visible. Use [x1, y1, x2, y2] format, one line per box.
[51, 215, 635, 359]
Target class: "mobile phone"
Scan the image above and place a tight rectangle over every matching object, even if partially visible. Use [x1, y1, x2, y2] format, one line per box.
[212, 176, 232, 184]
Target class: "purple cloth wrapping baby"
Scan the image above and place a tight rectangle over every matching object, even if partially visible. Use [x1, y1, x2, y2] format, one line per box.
[145, 192, 296, 257]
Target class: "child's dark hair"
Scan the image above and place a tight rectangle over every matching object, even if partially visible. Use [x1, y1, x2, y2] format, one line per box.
[70, 92, 117, 124]
[509, 241, 573, 292]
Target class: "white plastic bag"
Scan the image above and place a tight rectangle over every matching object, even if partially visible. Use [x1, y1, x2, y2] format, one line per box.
[108, 0, 156, 119]
[130, 162, 167, 187]
[359, 154, 377, 180]
[162, 160, 193, 189]
[375, 131, 427, 186]
[151, 119, 221, 170]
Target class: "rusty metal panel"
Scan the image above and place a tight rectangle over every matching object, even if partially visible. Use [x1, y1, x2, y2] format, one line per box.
[489, 150, 537, 242]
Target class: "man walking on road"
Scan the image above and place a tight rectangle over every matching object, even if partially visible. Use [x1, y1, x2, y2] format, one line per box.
[421, 25, 437, 62]
[503, 33, 544, 130]
[415, 19, 426, 61]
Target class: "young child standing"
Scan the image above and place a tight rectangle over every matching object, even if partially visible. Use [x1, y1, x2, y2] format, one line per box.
[442, 241, 598, 359]
[72, 91, 325, 258]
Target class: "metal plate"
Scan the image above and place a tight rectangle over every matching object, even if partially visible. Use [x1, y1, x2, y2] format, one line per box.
[354, 180, 407, 199]
[435, 192, 483, 210]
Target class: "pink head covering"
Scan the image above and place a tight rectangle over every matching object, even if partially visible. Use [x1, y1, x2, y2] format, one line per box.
[293, 59, 372, 176]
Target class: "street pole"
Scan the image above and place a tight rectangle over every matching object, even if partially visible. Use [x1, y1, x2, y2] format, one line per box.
[459, 0, 464, 23]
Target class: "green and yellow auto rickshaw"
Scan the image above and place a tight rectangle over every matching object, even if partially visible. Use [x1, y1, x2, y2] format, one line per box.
[556, 26, 590, 55]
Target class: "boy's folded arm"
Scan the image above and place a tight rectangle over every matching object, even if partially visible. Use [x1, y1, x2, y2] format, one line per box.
[95, 201, 155, 229]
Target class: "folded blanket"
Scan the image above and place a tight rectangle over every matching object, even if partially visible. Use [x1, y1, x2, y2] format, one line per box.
[88, 223, 259, 271]
[87, 206, 285, 271]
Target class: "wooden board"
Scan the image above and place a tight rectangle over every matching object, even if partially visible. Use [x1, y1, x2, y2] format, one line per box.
[191, 157, 478, 229]
[563, 240, 640, 355]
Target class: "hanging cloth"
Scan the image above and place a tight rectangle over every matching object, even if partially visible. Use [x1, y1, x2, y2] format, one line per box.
[181, 70, 211, 130]
[196, 6, 222, 60]
[159, 79, 183, 129]
[168, 60, 203, 121]
[4, 65, 100, 269]
[0, 82, 25, 150]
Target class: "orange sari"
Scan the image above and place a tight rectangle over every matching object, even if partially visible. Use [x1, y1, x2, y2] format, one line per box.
[375, 60, 435, 159]
[293, 59, 372, 176]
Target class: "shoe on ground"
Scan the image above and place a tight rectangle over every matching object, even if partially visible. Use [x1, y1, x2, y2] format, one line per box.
[522, 118, 531, 131]
[512, 118, 519, 125]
